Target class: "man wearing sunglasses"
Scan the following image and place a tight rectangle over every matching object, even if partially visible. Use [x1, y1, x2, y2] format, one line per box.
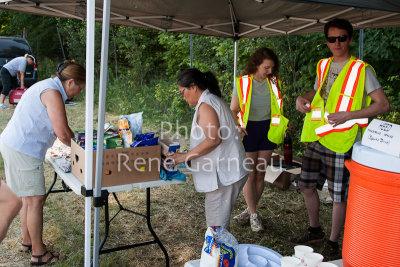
[293, 18, 390, 260]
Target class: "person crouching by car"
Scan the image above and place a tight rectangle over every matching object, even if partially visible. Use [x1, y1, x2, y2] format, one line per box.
[0, 54, 35, 110]
[0, 60, 85, 265]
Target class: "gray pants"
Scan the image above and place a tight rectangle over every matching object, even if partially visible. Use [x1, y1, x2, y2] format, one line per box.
[205, 175, 248, 230]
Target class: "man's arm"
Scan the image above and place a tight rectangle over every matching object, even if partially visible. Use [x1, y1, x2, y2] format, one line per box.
[40, 89, 74, 146]
[296, 90, 316, 114]
[327, 88, 390, 126]
[18, 71, 25, 89]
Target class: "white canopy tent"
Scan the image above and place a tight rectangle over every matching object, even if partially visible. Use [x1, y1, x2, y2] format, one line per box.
[1, 0, 399, 266]
[1, 0, 400, 38]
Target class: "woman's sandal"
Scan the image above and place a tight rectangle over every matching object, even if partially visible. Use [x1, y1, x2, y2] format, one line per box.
[19, 243, 32, 253]
[19, 242, 54, 253]
[30, 251, 59, 266]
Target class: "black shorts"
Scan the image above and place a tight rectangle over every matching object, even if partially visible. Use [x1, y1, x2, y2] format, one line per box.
[242, 120, 277, 152]
[1, 67, 17, 96]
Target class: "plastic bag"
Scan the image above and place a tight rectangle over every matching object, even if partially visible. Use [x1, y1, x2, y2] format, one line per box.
[200, 226, 239, 267]
[119, 112, 143, 138]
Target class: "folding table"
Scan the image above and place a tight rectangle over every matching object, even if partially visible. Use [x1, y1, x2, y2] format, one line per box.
[46, 157, 185, 266]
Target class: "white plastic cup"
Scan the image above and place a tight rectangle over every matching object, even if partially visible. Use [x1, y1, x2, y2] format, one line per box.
[294, 245, 314, 260]
[280, 256, 302, 267]
[303, 252, 324, 267]
[318, 262, 338, 267]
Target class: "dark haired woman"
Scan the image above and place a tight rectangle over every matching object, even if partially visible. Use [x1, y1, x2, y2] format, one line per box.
[0, 60, 85, 265]
[166, 68, 248, 229]
[0, 54, 36, 109]
[230, 48, 288, 232]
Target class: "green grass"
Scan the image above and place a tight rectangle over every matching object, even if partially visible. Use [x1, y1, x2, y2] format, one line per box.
[0, 99, 338, 266]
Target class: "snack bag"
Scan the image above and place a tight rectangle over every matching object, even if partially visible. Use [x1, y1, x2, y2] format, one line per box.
[119, 111, 143, 138]
[200, 226, 238, 267]
[118, 119, 133, 148]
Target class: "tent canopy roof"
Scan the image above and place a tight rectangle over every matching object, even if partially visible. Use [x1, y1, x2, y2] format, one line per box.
[1, 0, 399, 38]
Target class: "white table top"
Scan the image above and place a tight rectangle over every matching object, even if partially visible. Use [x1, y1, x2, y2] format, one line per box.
[184, 259, 343, 267]
[47, 157, 186, 196]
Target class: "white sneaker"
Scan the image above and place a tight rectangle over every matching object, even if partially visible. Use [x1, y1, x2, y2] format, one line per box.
[250, 213, 264, 232]
[0, 104, 9, 110]
[233, 207, 250, 225]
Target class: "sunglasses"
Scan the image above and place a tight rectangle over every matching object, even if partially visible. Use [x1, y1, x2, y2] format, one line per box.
[326, 35, 348, 43]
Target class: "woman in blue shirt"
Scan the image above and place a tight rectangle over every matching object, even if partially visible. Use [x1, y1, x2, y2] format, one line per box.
[0, 60, 85, 265]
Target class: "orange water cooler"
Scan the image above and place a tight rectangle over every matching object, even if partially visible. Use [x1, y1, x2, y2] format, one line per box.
[343, 142, 400, 267]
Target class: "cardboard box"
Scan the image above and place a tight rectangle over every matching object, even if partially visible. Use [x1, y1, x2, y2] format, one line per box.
[265, 152, 302, 190]
[71, 140, 161, 187]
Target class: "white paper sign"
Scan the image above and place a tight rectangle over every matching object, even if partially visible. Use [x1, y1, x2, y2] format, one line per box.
[362, 119, 400, 157]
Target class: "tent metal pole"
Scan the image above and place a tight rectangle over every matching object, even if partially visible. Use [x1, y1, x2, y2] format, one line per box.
[359, 29, 364, 60]
[56, 27, 66, 60]
[233, 39, 238, 90]
[84, 0, 95, 266]
[93, 0, 111, 266]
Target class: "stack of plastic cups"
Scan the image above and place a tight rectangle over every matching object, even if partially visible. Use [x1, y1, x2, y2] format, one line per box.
[280, 245, 337, 267]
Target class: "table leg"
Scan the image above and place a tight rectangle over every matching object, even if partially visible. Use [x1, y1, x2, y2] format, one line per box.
[98, 189, 170, 266]
[46, 172, 72, 195]
[46, 172, 58, 195]
[99, 193, 110, 252]
[146, 188, 170, 267]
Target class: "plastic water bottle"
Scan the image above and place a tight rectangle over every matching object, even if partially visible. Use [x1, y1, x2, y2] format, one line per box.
[284, 132, 293, 167]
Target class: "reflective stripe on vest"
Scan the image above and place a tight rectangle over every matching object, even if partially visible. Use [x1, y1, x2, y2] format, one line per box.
[238, 110, 245, 128]
[240, 75, 251, 104]
[238, 75, 251, 128]
[266, 76, 282, 125]
[336, 60, 364, 112]
[267, 76, 282, 110]
[315, 118, 369, 137]
[317, 58, 331, 89]
[315, 111, 369, 137]
[315, 59, 368, 137]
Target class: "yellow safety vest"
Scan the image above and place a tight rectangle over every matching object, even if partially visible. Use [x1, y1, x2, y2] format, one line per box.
[236, 74, 289, 144]
[300, 56, 372, 153]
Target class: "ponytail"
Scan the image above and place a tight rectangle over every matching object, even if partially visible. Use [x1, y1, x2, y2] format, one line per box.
[177, 68, 221, 97]
[56, 60, 86, 84]
[204, 71, 221, 97]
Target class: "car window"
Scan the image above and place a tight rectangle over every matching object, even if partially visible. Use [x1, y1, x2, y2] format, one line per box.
[0, 39, 32, 58]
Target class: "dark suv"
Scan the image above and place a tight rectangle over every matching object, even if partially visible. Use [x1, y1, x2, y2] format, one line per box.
[0, 37, 38, 89]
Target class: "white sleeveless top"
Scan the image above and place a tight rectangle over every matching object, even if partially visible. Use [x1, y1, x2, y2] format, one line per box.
[190, 90, 248, 192]
[1, 77, 68, 161]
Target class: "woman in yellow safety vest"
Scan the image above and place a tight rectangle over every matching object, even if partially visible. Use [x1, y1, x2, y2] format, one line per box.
[230, 47, 288, 232]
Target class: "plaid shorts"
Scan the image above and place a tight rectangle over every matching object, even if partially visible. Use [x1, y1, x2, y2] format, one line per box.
[299, 141, 351, 202]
